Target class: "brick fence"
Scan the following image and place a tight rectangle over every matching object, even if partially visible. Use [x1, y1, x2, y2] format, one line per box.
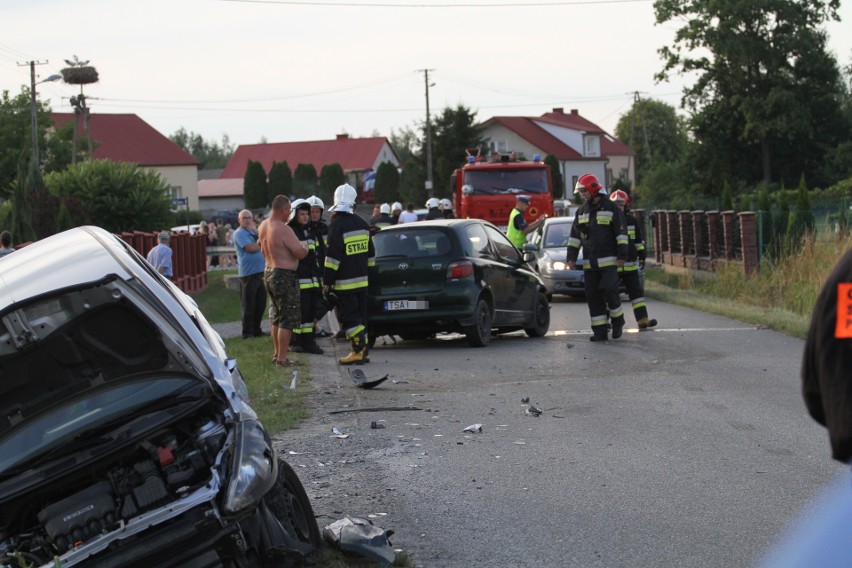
[646, 210, 759, 275]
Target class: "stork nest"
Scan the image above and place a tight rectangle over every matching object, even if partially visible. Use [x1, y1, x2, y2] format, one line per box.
[61, 66, 99, 85]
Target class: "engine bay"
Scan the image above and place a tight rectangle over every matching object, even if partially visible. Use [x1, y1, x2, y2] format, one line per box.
[0, 411, 227, 567]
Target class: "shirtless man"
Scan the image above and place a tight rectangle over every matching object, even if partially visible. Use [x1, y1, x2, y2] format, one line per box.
[258, 195, 308, 366]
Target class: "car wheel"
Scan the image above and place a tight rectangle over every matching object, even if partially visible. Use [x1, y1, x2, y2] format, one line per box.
[525, 292, 551, 337]
[464, 299, 492, 347]
[264, 458, 322, 559]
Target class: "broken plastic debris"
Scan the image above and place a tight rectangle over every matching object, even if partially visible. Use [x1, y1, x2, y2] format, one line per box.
[290, 370, 297, 390]
[463, 423, 483, 433]
[392, 379, 408, 384]
[521, 397, 530, 403]
[323, 515, 395, 566]
[332, 427, 343, 435]
[348, 368, 389, 389]
[370, 421, 385, 429]
[526, 405, 543, 416]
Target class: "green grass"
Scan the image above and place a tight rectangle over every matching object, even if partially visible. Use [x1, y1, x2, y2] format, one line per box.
[191, 269, 240, 324]
[223, 336, 312, 434]
[644, 232, 852, 339]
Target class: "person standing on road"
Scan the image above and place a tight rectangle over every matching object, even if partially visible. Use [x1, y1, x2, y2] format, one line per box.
[398, 203, 419, 224]
[441, 198, 455, 219]
[146, 232, 173, 279]
[234, 210, 267, 340]
[288, 199, 325, 354]
[506, 195, 546, 249]
[259, 196, 309, 366]
[323, 183, 375, 365]
[391, 202, 403, 225]
[424, 197, 443, 220]
[566, 174, 628, 342]
[370, 203, 394, 228]
[610, 190, 657, 330]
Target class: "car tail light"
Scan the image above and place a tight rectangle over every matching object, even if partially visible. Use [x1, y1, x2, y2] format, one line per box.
[447, 260, 473, 279]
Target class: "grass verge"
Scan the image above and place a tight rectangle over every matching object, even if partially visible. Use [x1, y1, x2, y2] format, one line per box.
[223, 336, 311, 434]
[191, 269, 240, 324]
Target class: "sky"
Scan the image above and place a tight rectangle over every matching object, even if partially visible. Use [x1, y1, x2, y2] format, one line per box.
[2, 0, 851, 150]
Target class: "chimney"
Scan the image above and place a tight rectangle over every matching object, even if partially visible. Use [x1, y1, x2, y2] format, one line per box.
[570, 109, 579, 115]
[552, 107, 564, 114]
[336, 133, 349, 140]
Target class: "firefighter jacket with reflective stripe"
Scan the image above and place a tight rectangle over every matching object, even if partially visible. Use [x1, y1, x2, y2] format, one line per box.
[323, 212, 375, 294]
[566, 197, 628, 270]
[289, 220, 322, 289]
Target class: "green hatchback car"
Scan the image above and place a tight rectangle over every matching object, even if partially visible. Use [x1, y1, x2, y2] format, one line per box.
[367, 219, 550, 347]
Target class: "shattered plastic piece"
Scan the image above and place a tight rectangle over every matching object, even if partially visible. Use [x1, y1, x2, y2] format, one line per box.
[290, 370, 297, 390]
[521, 397, 530, 403]
[526, 405, 543, 416]
[348, 368, 389, 389]
[323, 515, 395, 566]
[333, 434, 350, 439]
[392, 379, 409, 384]
[463, 423, 483, 433]
[332, 427, 343, 436]
[371, 421, 385, 429]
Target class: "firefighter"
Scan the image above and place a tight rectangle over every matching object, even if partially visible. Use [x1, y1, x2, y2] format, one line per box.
[370, 203, 394, 228]
[390, 201, 403, 224]
[506, 195, 546, 249]
[441, 198, 455, 219]
[323, 184, 375, 365]
[566, 174, 628, 341]
[610, 189, 657, 330]
[287, 199, 325, 354]
[425, 197, 443, 220]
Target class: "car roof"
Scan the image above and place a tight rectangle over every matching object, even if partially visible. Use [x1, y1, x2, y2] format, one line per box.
[377, 218, 491, 231]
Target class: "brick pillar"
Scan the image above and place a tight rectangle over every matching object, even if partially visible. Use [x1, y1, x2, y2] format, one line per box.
[739, 212, 758, 275]
[692, 211, 705, 258]
[721, 211, 735, 260]
[666, 210, 678, 255]
[654, 210, 667, 263]
[678, 211, 691, 254]
[706, 211, 719, 260]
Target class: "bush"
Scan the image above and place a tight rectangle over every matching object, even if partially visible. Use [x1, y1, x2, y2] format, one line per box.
[374, 161, 400, 204]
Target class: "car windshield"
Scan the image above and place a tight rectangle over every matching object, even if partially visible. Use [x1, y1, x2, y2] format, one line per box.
[373, 229, 452, 258]
[463, 169, 549, 195]
[0, 377, 200, 474]
[543, 221, 573, 248]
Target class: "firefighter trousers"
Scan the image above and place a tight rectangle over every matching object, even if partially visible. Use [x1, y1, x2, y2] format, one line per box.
[338, 289, 369, 353]
[584, 266, 624, 334]
[618, 268, 649, 323]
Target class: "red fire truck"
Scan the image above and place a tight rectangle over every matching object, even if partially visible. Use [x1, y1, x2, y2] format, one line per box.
[451, 149, 554, 228]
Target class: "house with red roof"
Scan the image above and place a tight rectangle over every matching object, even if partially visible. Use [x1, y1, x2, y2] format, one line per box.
[51, 113, 199, 209]
[220, 133, 399, 199]
[479, 108, 634, 199]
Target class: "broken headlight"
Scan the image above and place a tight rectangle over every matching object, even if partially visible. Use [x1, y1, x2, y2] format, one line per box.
[223, 419, 277, 514]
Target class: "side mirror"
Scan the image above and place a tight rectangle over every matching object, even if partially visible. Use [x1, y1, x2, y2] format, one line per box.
[522, 250, 536, 263]
[522, 243, 539, 253]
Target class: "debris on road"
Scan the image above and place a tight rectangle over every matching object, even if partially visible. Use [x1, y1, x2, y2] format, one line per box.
[331, 427, 350, 439]
[323, 515, 395, 566]
[521, 397, 530, 403]
[526, 405, 543, 417]
[290, 370, 297, 390]
[463, 423, 483, 433]
[348, 368, 389, 389]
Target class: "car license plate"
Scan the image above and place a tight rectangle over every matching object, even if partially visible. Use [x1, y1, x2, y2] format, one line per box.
[384, 300, 429, 310]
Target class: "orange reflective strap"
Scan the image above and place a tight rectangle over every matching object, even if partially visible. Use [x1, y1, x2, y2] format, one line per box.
[837, 283, 852, 339]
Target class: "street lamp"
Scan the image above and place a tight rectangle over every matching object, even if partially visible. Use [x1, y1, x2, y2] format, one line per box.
[30, 69, 62, 171]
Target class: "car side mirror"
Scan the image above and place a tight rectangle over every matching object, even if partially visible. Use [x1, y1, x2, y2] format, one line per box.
[522, 251, 536, 263]
[522, 243, 539, 253]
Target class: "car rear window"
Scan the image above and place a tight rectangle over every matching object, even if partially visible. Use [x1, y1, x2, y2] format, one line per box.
[373, 229, 453, 258]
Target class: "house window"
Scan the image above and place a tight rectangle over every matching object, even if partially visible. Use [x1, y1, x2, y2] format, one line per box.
[489, 139, 509, 154]
[169, 186, 182, 199]
[583, 135, 600, 157]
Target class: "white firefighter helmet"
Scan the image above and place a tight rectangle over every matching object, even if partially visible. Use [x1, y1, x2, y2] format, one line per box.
[391, 201, 403, 213]
[289, 198, 309, 221]
[329, 184, 357, 213]
[380, 203, 391, 215]
[426, 197, 440, 209]
[440, 198, 453, 210]
[306, 195, 325, 210]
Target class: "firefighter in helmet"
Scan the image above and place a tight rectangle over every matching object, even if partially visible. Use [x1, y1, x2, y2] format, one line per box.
[323, 184, 375, 365]
[610, 189, 657, 330]
[566, 174, 628, 341]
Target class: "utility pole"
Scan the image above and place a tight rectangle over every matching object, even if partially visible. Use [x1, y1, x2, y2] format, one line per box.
[632, 91, 652, 164]
[420, 69, 435, 198]
[19, 60, 49, 170]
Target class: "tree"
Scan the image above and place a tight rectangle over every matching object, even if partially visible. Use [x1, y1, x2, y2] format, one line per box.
[614, 98, 687, 186]
[243, 160, 268, 209]
[788, 174, 815, 246]
[374, 161, 400, 204]
[544, 154, 564, 198]
[170, 128, 234, 170]
[318, 163, 345, 205]
[391, 125, 427, 206]
[655, 0, 847, 189]
[431, 105, 486, 198]
[293, 163, 318, 199]
[268, 161, 292, 204]
[44, 160, 173, 233]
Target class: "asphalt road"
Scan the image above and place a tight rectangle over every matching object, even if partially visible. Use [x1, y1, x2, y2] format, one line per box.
[275, 298, 844, 568]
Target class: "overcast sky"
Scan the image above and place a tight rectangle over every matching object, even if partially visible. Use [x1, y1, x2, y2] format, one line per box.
[2, 0, 850, 149]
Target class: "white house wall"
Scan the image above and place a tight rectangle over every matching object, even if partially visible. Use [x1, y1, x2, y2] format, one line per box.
[481, 125, 540, 159]
[533, 121, 584, 155]
[370, 141, 401, 170]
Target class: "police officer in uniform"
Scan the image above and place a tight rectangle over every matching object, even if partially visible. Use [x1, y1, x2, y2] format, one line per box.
[506, 195, 546, 249]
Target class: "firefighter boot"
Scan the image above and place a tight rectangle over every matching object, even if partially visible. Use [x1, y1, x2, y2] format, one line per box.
[589, 324, 609, 342]
[338, 350, 365, 365]
[301, 332, 324, 355]
[611, 316, 625, 339]
[637, 318, 658, 330]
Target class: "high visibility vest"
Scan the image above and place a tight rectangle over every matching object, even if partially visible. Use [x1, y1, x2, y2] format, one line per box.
[507, 208, 526, 249]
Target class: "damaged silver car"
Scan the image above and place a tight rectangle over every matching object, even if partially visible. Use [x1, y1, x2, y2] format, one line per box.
[0, 226, 320, 567]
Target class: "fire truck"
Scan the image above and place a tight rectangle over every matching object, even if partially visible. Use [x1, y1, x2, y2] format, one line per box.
[451, 149, 554, 228]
